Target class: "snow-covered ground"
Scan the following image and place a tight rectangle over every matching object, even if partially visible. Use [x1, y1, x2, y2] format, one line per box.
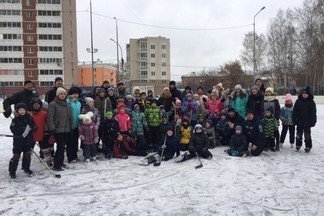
[1, 106, 324, 216]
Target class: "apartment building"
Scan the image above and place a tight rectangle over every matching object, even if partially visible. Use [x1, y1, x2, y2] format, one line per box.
[126, 36, 170, 95]
[0, 0, 77, 96]
[77, 63, 117, 87]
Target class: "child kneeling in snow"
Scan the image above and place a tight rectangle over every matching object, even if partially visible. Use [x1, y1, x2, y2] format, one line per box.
[161, 127, 180, 161]
[176, 124, 212, 162]
[113, 133, 148, 159]
[79, 112, 99, 162]
[225, 126, 249, 157]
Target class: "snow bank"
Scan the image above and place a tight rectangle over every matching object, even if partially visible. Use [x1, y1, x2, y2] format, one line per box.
[0, 106, 323, 215]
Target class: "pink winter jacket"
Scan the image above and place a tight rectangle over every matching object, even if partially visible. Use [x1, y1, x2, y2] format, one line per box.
[206, 98, 222, 115]
[115, 113, 131, 133]
[78, 122, 98, 145]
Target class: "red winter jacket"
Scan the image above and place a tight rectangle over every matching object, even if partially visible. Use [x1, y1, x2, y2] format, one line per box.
[115, 113, 131, 133]
[78, 122, 99, 145]
[30, 110, 47, 142]
[113, 135, 136, 158]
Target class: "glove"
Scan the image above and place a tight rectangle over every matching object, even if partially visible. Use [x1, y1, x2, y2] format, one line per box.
[94, 137, 99, 144]
[79, 135, 85, 140]
[3, 108, 12, 118]
[22, 125, 31, 138]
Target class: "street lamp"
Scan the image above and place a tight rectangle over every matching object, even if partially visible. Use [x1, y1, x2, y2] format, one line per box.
[253, 6, 265, 77]
[110, 38, 124, 81]
[113, 17, 120, 79]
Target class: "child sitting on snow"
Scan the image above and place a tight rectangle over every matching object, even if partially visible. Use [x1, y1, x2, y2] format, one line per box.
[113, 133, 148, 159]
[225, 125, 249, 157]
[161, 127, 180, 161]
[178, 116, 192, 151]
[79, 112, 99, 162]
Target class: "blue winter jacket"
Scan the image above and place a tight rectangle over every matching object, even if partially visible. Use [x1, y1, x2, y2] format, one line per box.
[230, 95, 247, 118]
[280, 106, 293, 126]
[69, 99, 81, 129]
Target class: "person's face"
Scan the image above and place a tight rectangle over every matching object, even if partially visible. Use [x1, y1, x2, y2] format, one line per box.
[134, 105, 140, 110]
[164, 89, 170, 94]
[103, 83, 109, 88]
[186, 96, 192, 101]
[205, 122, 211, 128]
[72, 93, 79, 100]
[127, 98, 132, 102]
[167, 130, 173, 137]
[286, 101, 292, 106]
[119, 107, 125, 113]
[84, 118, 92, 124]
[193, 95, 199, 101]
[117, 134, 123, 141]
[106, 114, 113, 119]
[24, 83, 34, 91]
[58, 92, 66, 100]
[185, 89, 190, 93]
[140, 94, 146, 100]
[118, 85, 125, 91]
[302, 92, 309, 98]
[235, 130, 241, 135]
[183, 121, 188, 126]
[108, 90, 114, 96]
[251, 89, 258, 95]
[197, 89, 203, 95]
[151, 103, 157, 108]
[88, 101, 94, 108]
[265, 90, 272, 96]
[169, 84, 175, 89]
[99, 92, 105, 98]
[195, 128, 202, 133]
[255, 80, 262, 86]
[228, 111, 235, 118]
[55, 80, 63, 88]
[33, 103, 41, 110]
[235, 88, 240, 94]
[18, 108, 26, 116]
[247, 113, 254, 121]
[221, 115, 226, 120]
[265, 111, 271, 117]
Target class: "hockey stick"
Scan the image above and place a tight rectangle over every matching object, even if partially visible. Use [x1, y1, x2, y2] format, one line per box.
[31, 148, 61, 178]
[195, 152, 203, 169]
[154, 136, 167, 166]
[0, 134, 13, 137]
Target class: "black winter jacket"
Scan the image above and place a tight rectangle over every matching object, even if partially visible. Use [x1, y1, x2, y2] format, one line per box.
[230, 134, 248, 152]
[246, 93, 264, 118]
[189, 132, 210, 151]
[3, 89, 35, 114]
[45, 87, 58, 104]
[10, 113, 35, 147]
[243, 118, 265, 150]
[292, 94, 317, 127]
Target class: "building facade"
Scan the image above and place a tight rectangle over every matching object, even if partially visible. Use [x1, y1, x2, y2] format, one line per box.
[126, 36, 170, 95]
[77, 63, 117, 87]
[0, 0, 77, 96]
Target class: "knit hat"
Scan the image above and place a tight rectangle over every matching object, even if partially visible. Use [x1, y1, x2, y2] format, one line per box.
[150, 98, 157, 105]
[84, 97, 94, 104]
[133, 87, 140, 93]
[235, 125, 242, 133]
[55, 77, 63, 83]
[105, 111, 113, 117]
[15, 102, 27, 112]
[194, 124, 203, 132]
[227, 107, 235, 113]
[125, 95, 133, 100]
[56, 87, 67, 96]
[147, 89, 153, 94]
[284, 93, 293, 102]
[24, 80, 33, 86]
[79, 112, 94, 122]
[68, 86, 81, 95]
[251, 85, 260, 92]
[265, 87, 274, 95]
[301, 87, 311, 95]
[117, 81, 125, 87]
[30, 98, 43, 108]
[234, 84, 242, 90]
[108, 87, 115, 92]
[169, 80, 176, 86]
[205, 119, 213, 126]
[215, 83, 224, 91]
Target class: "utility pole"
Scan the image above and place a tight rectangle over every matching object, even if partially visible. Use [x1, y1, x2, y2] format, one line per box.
[253, 6, 265, 77]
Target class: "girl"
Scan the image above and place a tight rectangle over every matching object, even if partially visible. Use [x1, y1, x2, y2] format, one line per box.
[182, 94, 199, 127]
[115, 103, 131, 134]
[280, 94, 295, 148]
[230, 84, 247, 118]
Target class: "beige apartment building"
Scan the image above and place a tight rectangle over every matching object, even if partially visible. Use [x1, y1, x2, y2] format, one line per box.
[126, 36, 170, 95]
[0, 0, 78, 95]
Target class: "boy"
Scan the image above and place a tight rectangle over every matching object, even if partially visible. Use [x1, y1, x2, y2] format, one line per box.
[102, 111, 119, 159]
[261, 107, 279, 151]
[225, 126, 248, 157]
[144, 99, 162, 151]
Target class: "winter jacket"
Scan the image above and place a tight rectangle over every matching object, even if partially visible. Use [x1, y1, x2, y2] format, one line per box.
[182, 99, 199, 121]
[163, 135, 180, 161]
[170, 87, 183, 102]
[3, 89, 36, 115]
[204, 127, 216, 143]
[108, 95, 117, 110]
[45, 87, 58, 104]
[113, 135, 136, 158]
[78, 122, 99, 145]
[206, 98, 222, 116]
[115, 112, 131, 133]
[138, 99, 151, 112]
[246, 93, 264, 118]
[158, 95, 174, 113]
[280, 106, 294, 126]
[230, 134, 248, 152]
[102, 118, 120, 143]
[69, 99, 81, 129]
[10, 113, 35, 147]
[244, 118, 265, 150]
[47, 98, 73, 133]
[179, 126, 192, 145]
[30, 109, 47, 142]
[264, 96, 281, 119]
[230, 94, 247, 117]
[145, 107, 162, 126]
[261, 114, 279, 138]
[94, 97, 112, 123]
[292, 94, 317, 127]
[227, 112, 244, 131]
[216, 119, 230, 137]
[130, 110, 148, 136]
[116, 89, 127, 99]
[189, 132, 210, 151]
[81, 106, 100, 127]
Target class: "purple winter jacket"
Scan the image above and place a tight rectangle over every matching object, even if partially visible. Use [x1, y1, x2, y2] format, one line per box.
[78, 122, 98, 145]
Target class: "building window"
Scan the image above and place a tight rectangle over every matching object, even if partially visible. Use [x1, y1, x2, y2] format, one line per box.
[26, 23, 33, 30]
[151, 53, 155, 58]
[162, 53, 166, 58]
[151, 71, 155, 76]
[162, 71, 166, 76]
[27, 47, 34, 53]
[26, 0, 32, 6]
[151, 63, 155, 67]
[141, 71, 147, 75]
[26, 11, 32, 18]
[161, 45, 166, 49]
[162, 62, 167, 67]
[28, 71, 33, 77]
[28, 59, 34, 65]
[162, 80, 167, 84]
[151, 45, 155, 49]
[27, 35, 33, 41]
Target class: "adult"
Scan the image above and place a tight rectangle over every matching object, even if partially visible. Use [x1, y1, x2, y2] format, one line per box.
[244, 111, 265, 156]
[169, 81, 183, 102]
[3, 80, 37, 118]
[246, 86, 264, 119]
[133, 87, 141, 100]
[255, 78, 266, 95]
[47, 87, 73, 171]
[227, 108, 244, 136]
[214, 83, 224, 99]
[196, 86, 205, 99]
[101, 80, 111, 93]
[292, 87, 317, 152]
[158, 87, 174, 113]
[181, 86, 192, 100]
[230, 84, 247, 118]
[115, 81, 127, 99]
[45, 77, 64, 104]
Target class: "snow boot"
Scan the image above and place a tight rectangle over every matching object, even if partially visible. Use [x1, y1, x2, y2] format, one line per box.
[24, 168, 34, 176]
[296, 145, 301, 151]
[290, 143, 294, 148]
[141, 153, 159, 165]
[10, 172, 16, 179]
[22, 155, 31, 171]
[305, 147, 311, 153]
[9, 158, 19, 179]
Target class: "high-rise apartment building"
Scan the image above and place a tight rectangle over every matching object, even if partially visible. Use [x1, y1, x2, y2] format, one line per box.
[126, 36, 170, 95]
[0, 0, 77, 96]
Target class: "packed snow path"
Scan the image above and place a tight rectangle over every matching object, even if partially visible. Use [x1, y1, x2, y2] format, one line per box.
[1, 106, 324, 215]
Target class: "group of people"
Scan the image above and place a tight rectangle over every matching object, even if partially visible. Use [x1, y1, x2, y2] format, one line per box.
[2, 77, 317, 179]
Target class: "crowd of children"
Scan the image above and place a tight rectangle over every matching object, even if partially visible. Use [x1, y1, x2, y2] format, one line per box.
[3, 78, 317, 178]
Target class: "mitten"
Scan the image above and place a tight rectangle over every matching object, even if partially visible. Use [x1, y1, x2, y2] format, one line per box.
[3, 108, 12, 118]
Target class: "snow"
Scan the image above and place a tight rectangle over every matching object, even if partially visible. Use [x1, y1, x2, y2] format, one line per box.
[1, 106, 324, 216]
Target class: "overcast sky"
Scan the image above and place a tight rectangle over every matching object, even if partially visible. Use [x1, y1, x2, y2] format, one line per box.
[76, 0, 305, 81]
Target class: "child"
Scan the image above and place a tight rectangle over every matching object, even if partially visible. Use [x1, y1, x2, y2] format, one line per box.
[292, 88, 317, 152]
[30, 98, 52, 166]
[230, 84, 247, 118]
[78, 112, 99, 162]
[138, 92, 151, 112]
[225, 125, 248, 157]
[124, 95, 134, 112]
[130, 103, 148, 151]
[161, 127, 180, 161]
[182, 94, 199, 127]
[82, 97, 100, 127]
[113, 133, 148, 159]
[261, 108, 279, 151]
[144, 99, 162, 151]
[115, 103, 131, 134]
[176, 124, 212, 162]
[280, 94, 295, 148]
[94, 87, 112, 139]
[178, 116, 193, 151]
[9, 103, 36, 178]
[246, 86, 264, 119]
[204, 119, 216, 148]
[102, 111, 119, 159]
[216, 112, 231, 146]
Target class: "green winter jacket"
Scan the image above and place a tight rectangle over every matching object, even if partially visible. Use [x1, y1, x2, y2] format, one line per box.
[230, 94, 247, 118]
[131, 110, 147, 136]
[261, 115, 279, 138]
[145, 107, 162, 126]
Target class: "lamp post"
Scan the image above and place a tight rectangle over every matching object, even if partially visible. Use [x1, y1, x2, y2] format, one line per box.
[253, 6, 265, 77]
[110, 38, 124, 81]
[113, 17, 120, 79]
